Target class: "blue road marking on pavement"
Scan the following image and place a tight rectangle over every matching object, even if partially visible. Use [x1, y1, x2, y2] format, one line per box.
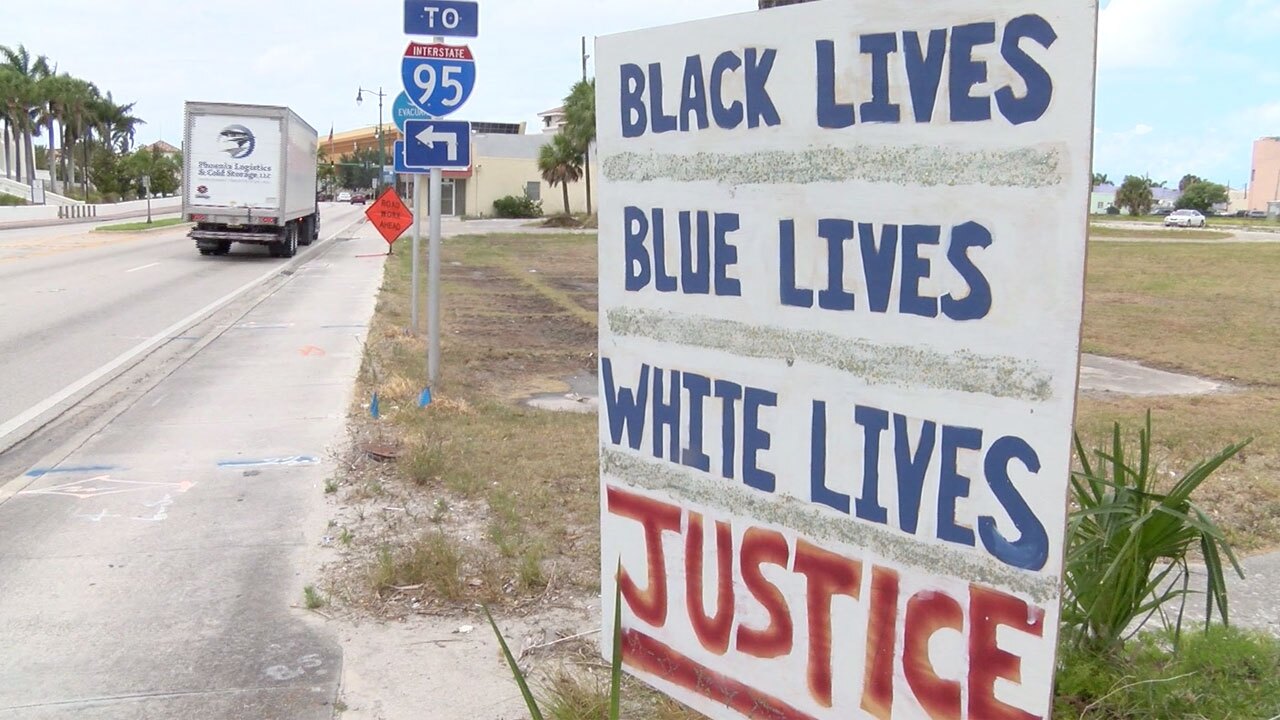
[216, 456, 320, 469]
[25, 464, 120, 478]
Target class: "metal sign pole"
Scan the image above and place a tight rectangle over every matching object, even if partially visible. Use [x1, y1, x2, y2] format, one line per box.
[411, 175, 423, 332]
[427, 36, 444, 387]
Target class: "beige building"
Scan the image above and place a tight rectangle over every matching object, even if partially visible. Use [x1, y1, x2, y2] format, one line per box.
[1248, 137, 1280, 213]
[320, 117, 597, 217]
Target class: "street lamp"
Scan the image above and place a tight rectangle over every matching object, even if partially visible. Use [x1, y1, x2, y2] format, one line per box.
[356, 86, 388, 192]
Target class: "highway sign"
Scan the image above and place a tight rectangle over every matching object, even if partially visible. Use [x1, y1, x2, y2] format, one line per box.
[393, 140, 425, 174]
[402, 42, 475, 117]
[404, 0, 478, 38]
[392, 91, 430, 133]
[403, 119, 471, 170]
[365, 188, 414, 247]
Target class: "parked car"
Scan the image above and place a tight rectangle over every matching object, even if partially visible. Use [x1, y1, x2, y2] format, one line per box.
[336, 191, 352, 203]
[1153, 207, 1174, 216]
[1164, 209, 1206, 227]
[1247, 210, 1268, 219]
[351, 192, 367, 205]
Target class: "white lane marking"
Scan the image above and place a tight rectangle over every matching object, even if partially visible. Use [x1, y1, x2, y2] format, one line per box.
[0, 212, 367, 449]
[126, 262, 160, 273]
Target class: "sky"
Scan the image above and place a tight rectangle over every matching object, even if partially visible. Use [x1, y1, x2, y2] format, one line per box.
[3, 0, 1276, 189]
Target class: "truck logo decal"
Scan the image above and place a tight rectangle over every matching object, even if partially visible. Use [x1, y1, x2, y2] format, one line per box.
[219, 124, 256, 159]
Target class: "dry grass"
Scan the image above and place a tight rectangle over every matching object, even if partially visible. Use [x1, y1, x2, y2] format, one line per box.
[1077, 241, 1280, 551]
[1088, 225, 1231, 240]
[333, 231, 600, 612]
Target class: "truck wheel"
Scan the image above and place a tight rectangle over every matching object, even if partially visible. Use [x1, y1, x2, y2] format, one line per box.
[299, 216, 314, 246]
[199, 248, 215, 256]
[286, 223, 299, 257]
[214, 241, 231, 256]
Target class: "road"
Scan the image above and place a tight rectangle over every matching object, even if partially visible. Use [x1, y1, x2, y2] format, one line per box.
[0, 204, 383, 718]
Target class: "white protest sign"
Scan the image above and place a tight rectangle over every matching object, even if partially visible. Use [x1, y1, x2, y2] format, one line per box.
[596, 2, 1097, 718]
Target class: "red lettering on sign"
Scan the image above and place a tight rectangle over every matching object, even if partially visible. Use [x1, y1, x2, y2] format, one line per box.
[607, 486, 681, 628]
[861, 566, 900, 719]
[685, 512, 734, 655]
[736, 528, 793, 658]
[793, 539, 861, 707]
[969, 585, 1045, 720]
[623, 628, 818, 720]
[904, 591, 964, 720]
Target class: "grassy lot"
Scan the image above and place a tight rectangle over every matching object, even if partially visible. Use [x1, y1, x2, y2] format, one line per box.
[328, 231, 1280, 718]
[1078, 241, 1280, 551]
[94, 217, 189, 232]
[1088, 224, 1231, 240]
[332, 232, 600, 611]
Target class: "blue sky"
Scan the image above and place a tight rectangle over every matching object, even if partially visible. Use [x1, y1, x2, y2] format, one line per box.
[1094, 0, 1280, 188]
[4, 0, 1276, 190]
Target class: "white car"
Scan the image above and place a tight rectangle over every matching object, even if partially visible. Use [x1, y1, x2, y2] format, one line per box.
[1164, 209, 1206, 227]
[336, 191, 352, 203]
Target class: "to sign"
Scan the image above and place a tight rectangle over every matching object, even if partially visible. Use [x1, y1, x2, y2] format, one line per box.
[402, 42, 475, 118]
[365, 188, 414, 246]
[596, 2, 1097, 719]
[402, 119, 471, 170]
[392, 91, 430, 133]
[404, 0, 478, 38]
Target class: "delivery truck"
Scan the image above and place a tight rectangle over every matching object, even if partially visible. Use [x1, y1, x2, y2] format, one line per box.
[182, 102, 320, 258]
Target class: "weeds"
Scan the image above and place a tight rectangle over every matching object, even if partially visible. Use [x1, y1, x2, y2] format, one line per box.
[303, 585, 327, 610]
[369, 533, 464, 600]
[324, 478, 339, 494]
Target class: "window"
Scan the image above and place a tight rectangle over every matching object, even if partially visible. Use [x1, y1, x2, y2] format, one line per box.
[525, 182, 541, 201]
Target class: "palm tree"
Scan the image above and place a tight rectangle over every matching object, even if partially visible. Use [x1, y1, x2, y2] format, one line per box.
[562, 78, 595, 215]
[1, 45, 51, 185]
[60, 78, 99, 198]
[37, 73, 77, 193]
[538, 133, 583, 216]
[109, 100, 145, 154]
[0, 67, 20, 181]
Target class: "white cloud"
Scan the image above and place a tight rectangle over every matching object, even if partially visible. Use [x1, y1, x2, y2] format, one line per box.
[1097, 0, 1203, 70]
[1132, 124, 1153, 136]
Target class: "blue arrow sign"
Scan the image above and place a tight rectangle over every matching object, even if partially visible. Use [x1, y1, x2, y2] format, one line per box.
[392, 92, 430, 133]
[404, 0, 478, 38]
[393, 140, 425, 174]
[403, 119, 471, 170]
[402, 42, 475, 118]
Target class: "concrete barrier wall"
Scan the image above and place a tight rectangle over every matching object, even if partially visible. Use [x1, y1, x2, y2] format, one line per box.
[0, 196, 182, 227]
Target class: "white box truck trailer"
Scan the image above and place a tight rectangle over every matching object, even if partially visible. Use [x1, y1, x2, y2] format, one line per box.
[182, 102, 320, 258]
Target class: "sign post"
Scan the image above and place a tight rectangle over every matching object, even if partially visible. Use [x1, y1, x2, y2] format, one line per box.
[403, 8, 477, 388]
[596, 3, 1097, 719]
[142, 175, 152, 224]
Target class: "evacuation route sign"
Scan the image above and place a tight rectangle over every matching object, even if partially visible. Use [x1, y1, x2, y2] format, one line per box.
[595, 2, 1097, 719]
[366, 188, 413, 246]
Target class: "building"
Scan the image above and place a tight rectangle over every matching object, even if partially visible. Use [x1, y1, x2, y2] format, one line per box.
[143, 140, 181, 158]
[1089, 184, 1117, 214]
[537, 106, 567, 134]
[1247, 137, 1280, 213]
[320, 119, 598, 217]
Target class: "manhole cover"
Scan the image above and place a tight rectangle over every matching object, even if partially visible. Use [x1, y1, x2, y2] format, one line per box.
[361, 442, 402, 462]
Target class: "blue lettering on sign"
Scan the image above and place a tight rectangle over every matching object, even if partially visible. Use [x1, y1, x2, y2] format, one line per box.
[616, 17, 1058, 135]
[776, 219, 993, 321]
[619, 47, 781, 137]
[599, 358, 1051, 571]
[623, 207, 741, 296]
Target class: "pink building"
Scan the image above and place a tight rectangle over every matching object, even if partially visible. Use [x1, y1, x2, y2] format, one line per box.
[1248, 137, 1280, 213]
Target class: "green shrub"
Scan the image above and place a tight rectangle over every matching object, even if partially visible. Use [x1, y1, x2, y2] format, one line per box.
[1063, 412, 1248, 653]
[493, 194, 543, 218]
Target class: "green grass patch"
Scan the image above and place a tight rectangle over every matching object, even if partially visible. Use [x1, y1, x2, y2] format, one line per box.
[0, 193, 28, 206]
[1055, 626, 1280, 718]
[94, 217, 189, 232]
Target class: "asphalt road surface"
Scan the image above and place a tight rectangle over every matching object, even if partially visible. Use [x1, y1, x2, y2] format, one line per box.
[0, 204, 383, 718]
